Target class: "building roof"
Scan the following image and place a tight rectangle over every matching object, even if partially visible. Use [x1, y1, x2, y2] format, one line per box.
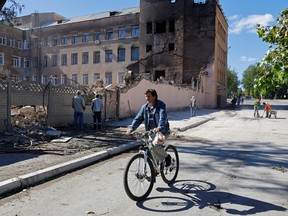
[42, 7, 140, 28]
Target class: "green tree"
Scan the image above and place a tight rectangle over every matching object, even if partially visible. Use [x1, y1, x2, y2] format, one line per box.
[256, 9, 288, 95]
[227, 68, 239, 97]
[242, 64, 262, 96]
[0, 0, 23, 21]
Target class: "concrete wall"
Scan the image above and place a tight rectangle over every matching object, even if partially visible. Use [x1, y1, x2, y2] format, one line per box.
[0, 78, 211, 131]
[118, 79, 203, 119]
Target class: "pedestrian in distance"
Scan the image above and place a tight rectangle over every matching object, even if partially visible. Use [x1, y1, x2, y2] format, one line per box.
[262, 101, 271, 118]
[126, 89, 171, 166]
[237, 95, 241, 107]
[91, 94, 103, 130]
[253, 99, 261, 118]
[231, 96, 237, 109]
[72, 90, 86, 130]
[189, 96, 196, 117]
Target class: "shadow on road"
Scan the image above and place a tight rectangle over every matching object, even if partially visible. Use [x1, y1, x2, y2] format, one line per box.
[136, 180, 287, 215]
[0, 153, 39, 167]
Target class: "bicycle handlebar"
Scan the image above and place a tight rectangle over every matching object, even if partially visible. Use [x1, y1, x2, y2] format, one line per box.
[131, 130, 155, 139]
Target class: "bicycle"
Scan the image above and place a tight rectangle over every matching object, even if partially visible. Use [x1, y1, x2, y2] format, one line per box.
[123, 131, 179, 202]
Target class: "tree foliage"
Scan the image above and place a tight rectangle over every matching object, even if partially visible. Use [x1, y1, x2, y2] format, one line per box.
[255, 9, 288, 95]
[242, 64, 262, 96]
[227, 68, 239, 97]
[0, 0, 23, 21]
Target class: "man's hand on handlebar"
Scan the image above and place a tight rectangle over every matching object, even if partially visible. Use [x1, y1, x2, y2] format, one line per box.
[126, 128, 133, 135]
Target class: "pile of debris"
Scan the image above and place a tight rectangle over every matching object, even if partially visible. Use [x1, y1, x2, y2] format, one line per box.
[0, 105, 132, 155]
[0, 106, 70, 152]
[12, 105, 47, 128]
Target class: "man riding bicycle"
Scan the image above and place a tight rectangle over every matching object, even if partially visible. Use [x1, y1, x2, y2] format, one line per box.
[126, 89, 171, 166]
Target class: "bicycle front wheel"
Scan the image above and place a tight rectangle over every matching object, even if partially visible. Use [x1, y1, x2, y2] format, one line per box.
[160, 145, 179, 185]
[123, 153, 155, 202]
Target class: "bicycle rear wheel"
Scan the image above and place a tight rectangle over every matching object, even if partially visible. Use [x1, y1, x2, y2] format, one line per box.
[160, 145, 179, 185]
[123, 153, 155, 202]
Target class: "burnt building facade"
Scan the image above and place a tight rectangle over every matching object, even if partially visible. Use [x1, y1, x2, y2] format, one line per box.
[138, 0, 228, 107]
[0, 0, 228, 107]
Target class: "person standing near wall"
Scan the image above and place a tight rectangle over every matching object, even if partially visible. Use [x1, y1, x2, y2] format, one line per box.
[72, 90, 86, 130]
[91, 94, 103, 130]
[189, 96, 196, 117]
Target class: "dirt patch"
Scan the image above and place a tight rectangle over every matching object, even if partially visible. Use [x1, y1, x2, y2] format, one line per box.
[0, 125, 135, 182]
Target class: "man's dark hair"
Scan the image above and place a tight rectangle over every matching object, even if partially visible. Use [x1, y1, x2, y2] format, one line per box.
[145, 89, 158, 100]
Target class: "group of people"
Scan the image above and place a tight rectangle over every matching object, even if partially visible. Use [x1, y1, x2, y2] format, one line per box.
[72, 90, 103, 130]
[254, 99, 272, 118]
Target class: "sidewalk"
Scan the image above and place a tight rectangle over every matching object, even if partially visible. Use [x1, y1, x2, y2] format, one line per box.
[0, 108, 218, 197]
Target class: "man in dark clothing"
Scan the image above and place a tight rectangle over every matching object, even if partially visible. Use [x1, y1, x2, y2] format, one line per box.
[91, 94, 103, 130]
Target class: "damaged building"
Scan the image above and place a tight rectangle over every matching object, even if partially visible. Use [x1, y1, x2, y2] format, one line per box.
[0, 0, 228, 108]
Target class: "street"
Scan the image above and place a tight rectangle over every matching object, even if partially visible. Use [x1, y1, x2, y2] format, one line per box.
[0, 99, 287, 216]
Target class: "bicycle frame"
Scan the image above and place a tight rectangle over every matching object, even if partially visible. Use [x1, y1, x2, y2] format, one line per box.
[138, 134, 161, 177]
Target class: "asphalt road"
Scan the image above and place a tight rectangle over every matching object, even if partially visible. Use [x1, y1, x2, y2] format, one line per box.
[0, 99, 287, 216]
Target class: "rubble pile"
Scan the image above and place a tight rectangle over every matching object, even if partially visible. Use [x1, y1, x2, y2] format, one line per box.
[12, 106, 47, 127]
[0, 106, 63, 151]
[0, 105, 131, 155]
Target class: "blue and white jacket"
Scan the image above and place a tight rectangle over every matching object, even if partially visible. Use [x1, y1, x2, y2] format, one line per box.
[130, 99, 170, 135]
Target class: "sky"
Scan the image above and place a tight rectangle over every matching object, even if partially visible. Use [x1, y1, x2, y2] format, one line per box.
[14, 0, 288, 81]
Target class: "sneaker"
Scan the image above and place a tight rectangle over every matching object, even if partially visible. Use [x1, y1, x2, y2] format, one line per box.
[165, 154, 171, 167]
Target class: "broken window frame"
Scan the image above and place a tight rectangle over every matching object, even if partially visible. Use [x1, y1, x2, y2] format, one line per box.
[169, 43, 175, 51]
[169, 20, 175, 32]
[146, 22, 152, 34]
[146, 45, 152, 53]
[155, 21, 166, 34]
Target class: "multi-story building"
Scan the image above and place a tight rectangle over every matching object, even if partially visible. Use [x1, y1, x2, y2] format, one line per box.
[0, 0, 228, 107]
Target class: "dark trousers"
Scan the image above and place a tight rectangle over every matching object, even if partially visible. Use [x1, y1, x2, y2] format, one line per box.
[74, 112, 83, 129]
[93, 111, 102, 129]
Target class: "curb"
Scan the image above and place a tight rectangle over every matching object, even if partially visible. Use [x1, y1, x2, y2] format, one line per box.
[0, 140, 142, 197]
[0, 118, 213, 197]
[177, 117, 215, 132]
